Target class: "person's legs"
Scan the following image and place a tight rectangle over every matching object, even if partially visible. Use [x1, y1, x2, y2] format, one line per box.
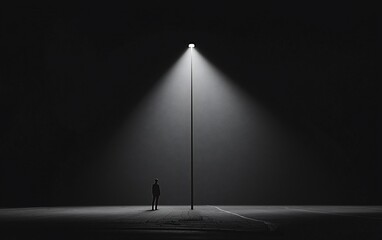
[152, 196, 155, 210]
[155, 196, 159, 210]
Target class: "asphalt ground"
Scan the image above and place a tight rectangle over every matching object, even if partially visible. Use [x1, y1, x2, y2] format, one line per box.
[0, 205, 381, 239]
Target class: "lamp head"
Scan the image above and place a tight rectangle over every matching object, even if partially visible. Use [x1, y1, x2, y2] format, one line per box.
[188, 43, 195, 48]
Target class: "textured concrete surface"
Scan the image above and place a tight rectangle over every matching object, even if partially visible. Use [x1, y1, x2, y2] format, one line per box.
[0, 205, 381, 239]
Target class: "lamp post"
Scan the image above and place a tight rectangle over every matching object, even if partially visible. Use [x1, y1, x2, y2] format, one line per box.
[188, 43, 195, 210]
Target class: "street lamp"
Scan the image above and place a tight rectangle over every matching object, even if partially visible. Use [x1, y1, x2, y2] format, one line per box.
[189, 43, 195, 210]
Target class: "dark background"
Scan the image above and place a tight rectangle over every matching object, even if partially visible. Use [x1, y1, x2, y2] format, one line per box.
[0, 1, 378, 207]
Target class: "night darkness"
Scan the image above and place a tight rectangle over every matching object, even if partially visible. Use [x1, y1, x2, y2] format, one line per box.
[0, 2, 378, 207]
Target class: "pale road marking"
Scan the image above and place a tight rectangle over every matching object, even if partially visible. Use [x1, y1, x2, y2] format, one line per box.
[211, 206, 277, 231]
[285, 207, 382, 221]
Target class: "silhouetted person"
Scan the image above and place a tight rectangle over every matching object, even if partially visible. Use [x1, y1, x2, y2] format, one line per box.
[152, 178, 160, 210]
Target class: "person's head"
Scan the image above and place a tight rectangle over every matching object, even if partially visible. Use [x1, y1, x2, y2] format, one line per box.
[154, 178, 158, 183]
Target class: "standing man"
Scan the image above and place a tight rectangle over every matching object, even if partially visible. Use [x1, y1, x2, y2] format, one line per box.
[152, 178, 160, 210]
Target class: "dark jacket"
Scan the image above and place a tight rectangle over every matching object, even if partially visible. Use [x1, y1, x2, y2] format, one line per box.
[152, 183, 160, 196]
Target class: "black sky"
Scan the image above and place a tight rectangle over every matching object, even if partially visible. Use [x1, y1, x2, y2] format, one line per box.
[0, 2, 378, 206]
